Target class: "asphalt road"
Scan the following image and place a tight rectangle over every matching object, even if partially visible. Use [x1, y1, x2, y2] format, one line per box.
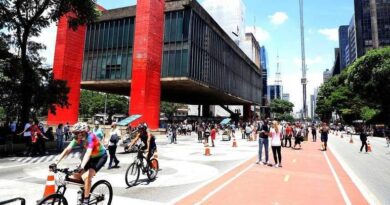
[327, 131, 390, 205]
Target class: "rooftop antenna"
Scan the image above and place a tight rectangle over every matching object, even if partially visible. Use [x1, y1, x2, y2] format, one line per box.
[275, 50, 282, 86]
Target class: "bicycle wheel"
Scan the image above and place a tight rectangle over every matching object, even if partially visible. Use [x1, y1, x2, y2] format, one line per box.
[147, 159, 159, 180]
[125, 163, 140, 187]
[90, 180, 113, 205]
[37, 193, 68, 205]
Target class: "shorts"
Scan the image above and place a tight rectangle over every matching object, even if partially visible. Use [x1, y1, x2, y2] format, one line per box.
[321, 136, 328, 142]
[84, 154, 107, 172]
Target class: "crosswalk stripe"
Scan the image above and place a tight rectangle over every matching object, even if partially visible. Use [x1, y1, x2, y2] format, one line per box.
[46, 155, 56, 162]
[21, 157, 32, 163]
[30, 157, 41, 163]
[16, 158, 24, 162]
[36, 156, 48, 163]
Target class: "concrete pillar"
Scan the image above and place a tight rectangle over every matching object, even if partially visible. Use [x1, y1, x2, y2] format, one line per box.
[129, 0, 165, 129]
[243, 105, 251, 121]
[47, 14, 87, 125]
[202, 105, 211, 118]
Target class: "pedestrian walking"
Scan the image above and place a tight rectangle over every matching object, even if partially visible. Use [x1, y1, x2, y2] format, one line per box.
[171, 123, 177, 144]
[107, 122, 120, 169]
[270, 121, 282, 168]
[284, 123, 293, 148]
[64, 122, 70, 141]
[257, 119, 270, 165]
[92, 121, 105, 141]
[204, 126, 210, 144]
[319, 122, 330, 151]
[293, 125, 303, 149]
[210, 125, 216, 147]
[359, 125, 368, 153]
[245, 123, 252, 140]
[197, 123, 204, 143]
[311, 124, 317, 142]
[19, 120, 32, 155]
[56, 124, 64, 152]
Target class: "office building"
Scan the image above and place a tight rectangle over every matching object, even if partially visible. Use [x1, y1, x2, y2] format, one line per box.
[338, 25, 349, 71]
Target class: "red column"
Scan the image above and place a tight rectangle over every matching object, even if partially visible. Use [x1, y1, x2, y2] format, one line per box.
[47, 15, 86, 126]
[130, 0, 165, 129]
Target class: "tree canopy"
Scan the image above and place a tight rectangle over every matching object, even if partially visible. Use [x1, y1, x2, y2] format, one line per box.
[0, 0, 99, 123]
[79, 90, 129, 118]
[269, 99, 294, 121]
[316, 47, 390, 125]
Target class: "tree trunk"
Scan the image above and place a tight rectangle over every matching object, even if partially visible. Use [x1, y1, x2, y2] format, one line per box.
[19, 32, 34, 124]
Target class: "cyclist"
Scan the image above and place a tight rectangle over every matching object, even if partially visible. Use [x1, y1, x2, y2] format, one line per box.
[51, 122, 107, 205]
[127, 123, 157, 163]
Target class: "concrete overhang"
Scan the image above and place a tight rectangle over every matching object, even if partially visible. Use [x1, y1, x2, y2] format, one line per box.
[81, 78, 255, 105]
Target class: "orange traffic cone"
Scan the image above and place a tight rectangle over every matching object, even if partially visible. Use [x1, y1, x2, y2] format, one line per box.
[349, 137, 354, 144]
[341, 134, 343, 138]
[336, 132, 339, 136]
[204, 144, 211, 156]
[232, 138, 238, 147]
[43, 170, 56, 197]
[367, 141, 372, 152]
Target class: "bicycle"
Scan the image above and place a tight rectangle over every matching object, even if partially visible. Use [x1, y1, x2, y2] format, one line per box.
[37, 167, 113, 205]
[125, 145, 159, 187]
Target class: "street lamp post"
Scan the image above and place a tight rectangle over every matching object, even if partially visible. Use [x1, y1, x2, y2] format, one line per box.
[299, 0, 307, 120]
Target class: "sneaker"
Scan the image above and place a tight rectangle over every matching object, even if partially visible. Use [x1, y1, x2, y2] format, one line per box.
[279, 164, 283, 168]
[114, 161, 120, 167]
[255, 161, 260, 164]
[273, 164, 279, 168]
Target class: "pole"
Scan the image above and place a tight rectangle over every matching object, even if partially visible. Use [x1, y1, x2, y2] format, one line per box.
[299, 0, 307, 120]
[104, 93, 107, 125]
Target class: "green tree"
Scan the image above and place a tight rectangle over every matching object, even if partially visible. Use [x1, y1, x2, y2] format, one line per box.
[347, 47, 390, 124]
[269, 99, 294, 121]
[0, 0, 99, 123]
[79, 90, 128, 118]
[160, 102, 187, 120]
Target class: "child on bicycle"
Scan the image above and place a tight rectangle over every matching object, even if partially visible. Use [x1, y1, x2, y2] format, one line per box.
[51, 122, 107, 205]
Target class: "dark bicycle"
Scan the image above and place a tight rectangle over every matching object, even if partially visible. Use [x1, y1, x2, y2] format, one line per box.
[125, 145, 159, 187]
[37, 167, 113, 205]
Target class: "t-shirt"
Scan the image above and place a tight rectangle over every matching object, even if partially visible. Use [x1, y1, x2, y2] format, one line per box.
[211, 128, 217, 140]
[260, 124, 270, 138]
[23, 123, 31, 137]
[93, 127, 105, 141]
[285, 126, 293, 136]
[270, 128, 282, 146]
[69, 132, 106, 158]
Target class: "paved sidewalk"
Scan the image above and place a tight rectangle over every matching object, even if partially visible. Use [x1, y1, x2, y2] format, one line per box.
[177, 139, 368, 205]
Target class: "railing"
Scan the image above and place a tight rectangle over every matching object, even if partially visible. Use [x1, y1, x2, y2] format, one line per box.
[0, 197, 26, 205]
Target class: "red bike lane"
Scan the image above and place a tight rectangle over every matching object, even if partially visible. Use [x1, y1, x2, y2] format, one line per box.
[176, 139, 368, 205]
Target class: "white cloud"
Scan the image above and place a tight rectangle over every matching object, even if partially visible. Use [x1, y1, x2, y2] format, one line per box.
[268, 12, 288, 25]
[293, 56, 324, 67]
[245, 26, 270, 43]
[318, 28, 338, 42]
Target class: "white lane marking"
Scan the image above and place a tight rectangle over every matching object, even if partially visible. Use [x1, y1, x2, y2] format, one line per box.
[284, 175, 290, 182]
[46, 155, 55, 162]
[328, 144, 382, 205]
[14, 176, 34, 181]
[323, 151, 352, 205]
[194, 164, 255, 205]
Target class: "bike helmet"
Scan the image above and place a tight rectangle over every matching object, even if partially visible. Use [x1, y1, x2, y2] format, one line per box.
[137, 122, 147, 131]
[72, 122, 88, 133]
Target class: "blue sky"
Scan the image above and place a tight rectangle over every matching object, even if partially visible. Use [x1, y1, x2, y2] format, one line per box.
[40, 0, 355, 113]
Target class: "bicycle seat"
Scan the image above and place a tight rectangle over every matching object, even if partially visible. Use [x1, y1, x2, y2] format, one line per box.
[65, 177, 84, 185]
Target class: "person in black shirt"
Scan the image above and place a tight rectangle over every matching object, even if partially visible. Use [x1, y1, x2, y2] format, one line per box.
[256, 120, 270, 165]
[359, 125, 368, 153]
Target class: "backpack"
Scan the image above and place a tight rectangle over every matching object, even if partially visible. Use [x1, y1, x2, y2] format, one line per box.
[110, 134, 119, 144]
